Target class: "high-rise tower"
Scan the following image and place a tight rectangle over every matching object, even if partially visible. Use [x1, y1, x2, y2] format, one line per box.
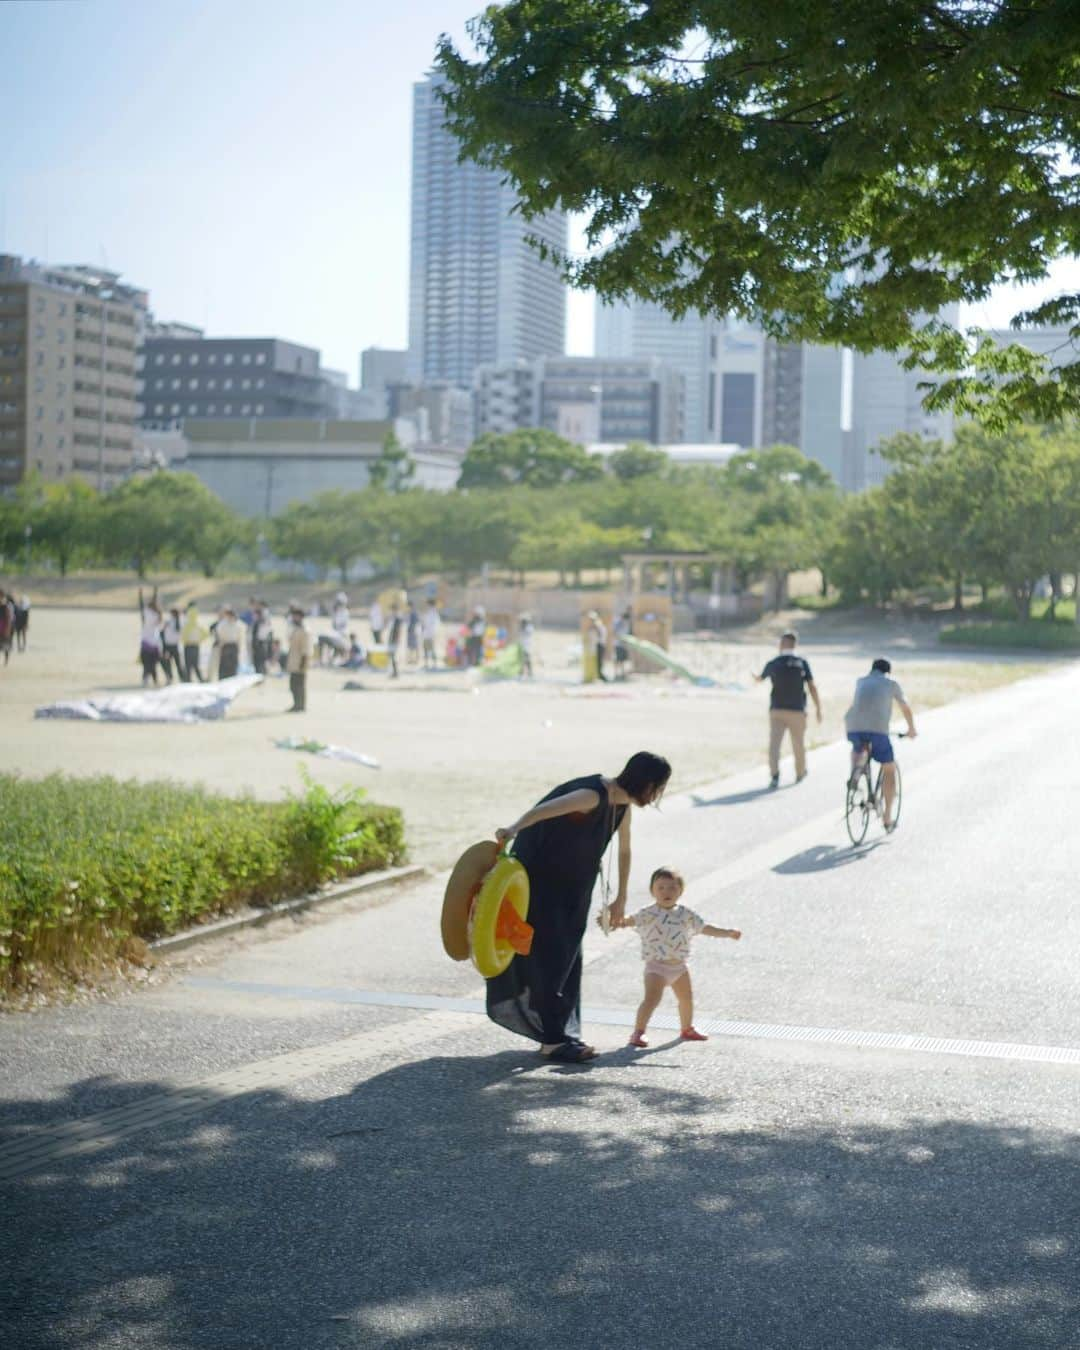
[407, 75, 567, 387]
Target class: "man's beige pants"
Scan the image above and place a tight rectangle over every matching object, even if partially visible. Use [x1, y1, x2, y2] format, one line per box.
[768, 709, 807, 778]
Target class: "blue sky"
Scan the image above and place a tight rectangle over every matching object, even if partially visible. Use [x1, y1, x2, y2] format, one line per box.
[1, 0, 1074, 381]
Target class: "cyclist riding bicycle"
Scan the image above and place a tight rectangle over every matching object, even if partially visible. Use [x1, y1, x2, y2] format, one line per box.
[844, 658, 917, 832]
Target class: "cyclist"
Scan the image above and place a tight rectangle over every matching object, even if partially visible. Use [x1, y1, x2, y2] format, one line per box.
[844, 658, 917, 832]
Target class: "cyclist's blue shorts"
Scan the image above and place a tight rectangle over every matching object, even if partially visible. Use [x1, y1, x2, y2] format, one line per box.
[847, 731, 894, 764]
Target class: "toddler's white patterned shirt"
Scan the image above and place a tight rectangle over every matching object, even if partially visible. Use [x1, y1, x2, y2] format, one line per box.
[629, 903, 706, 963]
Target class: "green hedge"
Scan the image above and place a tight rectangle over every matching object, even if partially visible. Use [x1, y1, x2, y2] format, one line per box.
[0, 774, 406, 992]
[939, 622, 1080, 651]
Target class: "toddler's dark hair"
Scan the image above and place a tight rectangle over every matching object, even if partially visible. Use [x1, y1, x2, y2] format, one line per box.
[650, 866, 685, 890]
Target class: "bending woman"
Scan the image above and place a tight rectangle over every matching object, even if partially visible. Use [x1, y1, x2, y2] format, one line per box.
[488, 750, 672, 1063]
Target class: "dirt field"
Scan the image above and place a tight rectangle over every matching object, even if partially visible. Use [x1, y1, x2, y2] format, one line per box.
[0, 605, 1057, 867]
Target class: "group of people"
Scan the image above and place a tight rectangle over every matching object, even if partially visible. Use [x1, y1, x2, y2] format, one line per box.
[370, 596, 441, 676]
[481, 633, 920, 1064]
[0, 591, 30, 666]
[755, 630, 917, 831]
[585, 608, 633, 682]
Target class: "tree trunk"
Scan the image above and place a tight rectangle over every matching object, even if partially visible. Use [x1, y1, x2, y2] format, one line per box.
[952, 574, 964, 613]
[1013, 584, 1032, 621]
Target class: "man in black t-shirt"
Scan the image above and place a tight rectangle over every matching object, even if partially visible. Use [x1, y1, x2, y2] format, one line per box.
[754, 631, 822, 788]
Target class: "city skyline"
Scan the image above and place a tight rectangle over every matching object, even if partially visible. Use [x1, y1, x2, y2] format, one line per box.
[2, 0, 1077, 380]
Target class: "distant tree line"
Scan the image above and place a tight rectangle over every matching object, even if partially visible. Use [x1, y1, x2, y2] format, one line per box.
[3, 424, 1079, 618]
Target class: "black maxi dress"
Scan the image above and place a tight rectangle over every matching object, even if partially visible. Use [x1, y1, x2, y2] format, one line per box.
[486, 774, 626, 1044]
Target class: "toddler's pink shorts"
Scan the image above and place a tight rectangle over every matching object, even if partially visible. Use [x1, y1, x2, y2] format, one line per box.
[644, 959, 688, 984]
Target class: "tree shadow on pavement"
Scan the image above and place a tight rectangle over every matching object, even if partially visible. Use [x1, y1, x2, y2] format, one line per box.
[3, 1049, 1079, 1350]
[773, 841, 888, 874]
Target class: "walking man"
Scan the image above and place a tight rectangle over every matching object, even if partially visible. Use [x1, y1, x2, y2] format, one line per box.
[286, 606, 311, 712]
[754, 631, 821, 788]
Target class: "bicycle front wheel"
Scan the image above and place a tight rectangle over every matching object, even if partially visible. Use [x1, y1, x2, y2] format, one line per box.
[845, 773, 871, 846]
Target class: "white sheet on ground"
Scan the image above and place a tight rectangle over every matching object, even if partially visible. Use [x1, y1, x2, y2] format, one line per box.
[35, 675, 263, 723]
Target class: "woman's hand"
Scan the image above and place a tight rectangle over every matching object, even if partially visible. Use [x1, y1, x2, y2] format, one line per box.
[495, 826, 516, 846]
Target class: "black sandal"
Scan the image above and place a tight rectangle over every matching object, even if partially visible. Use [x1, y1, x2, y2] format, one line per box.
[541, 1040, 598, 1063]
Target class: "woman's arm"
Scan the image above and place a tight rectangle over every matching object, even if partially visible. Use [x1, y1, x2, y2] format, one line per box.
[495, 787, 600, 845]
[608, 808, 633, 926]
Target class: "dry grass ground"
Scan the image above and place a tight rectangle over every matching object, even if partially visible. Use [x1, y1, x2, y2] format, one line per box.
[0, 605, 1057, 868]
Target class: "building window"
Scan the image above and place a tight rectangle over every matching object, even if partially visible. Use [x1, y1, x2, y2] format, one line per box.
[223, 404, 232, 414]
[241, 378, 250, 389]
[207, 404, 216, 414]
[171, 354, 181, 365]
[171, 378, 181, 390]
[58, 435, 66, 449]
[35, 297, 44, 313]
[223, 353, 234, 365]
[189, 403, 198, 414]
[241, 353, 251, 365]
[256, 378, 264, 389]
[171, 403, 181, 414]
[189, 354, 198, 365]
[208, 354, 217, 365]
[255, 353, 266, 365]
[255, 403, 264, 414]
[189, 378, 198, 389]
[58, 302, 67, 317]
[57, 329, 66, 343]
[58, 355, 66, 369]
[154, 404, 164, 414]
[241, 404, 251, 414]
[223, 378, 233, 390]
[155, 354, 164, 365]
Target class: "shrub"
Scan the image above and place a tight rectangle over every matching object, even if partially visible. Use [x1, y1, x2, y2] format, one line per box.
[939, 622, 1080, 651]
[0, 774, 406, 992]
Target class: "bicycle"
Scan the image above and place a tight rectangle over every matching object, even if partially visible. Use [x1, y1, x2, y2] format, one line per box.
[844, 733, 906, 846]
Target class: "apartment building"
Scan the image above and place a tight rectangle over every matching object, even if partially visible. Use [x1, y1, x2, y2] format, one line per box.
[0, 254, 145, 489]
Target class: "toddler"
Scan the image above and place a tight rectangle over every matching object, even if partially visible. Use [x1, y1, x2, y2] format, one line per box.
[618, 865, 740, 1046]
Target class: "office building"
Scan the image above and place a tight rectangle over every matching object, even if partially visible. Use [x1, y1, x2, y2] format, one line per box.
[596, 299, 712, 441]
[407, 74, 567, 387]
[388, 382, 473, 448]
[474, 356, 683, 445]
[142, 335, 334, 426]
[361, 346, 409, 391]
[169, 418, 464, 516]
[761, 340, 845, 483]
[0, 253, 146, 489]
[847, 309, 959, 491]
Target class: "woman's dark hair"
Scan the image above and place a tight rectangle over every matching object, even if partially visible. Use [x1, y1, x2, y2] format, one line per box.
[617, 751, 672, 805]
[872, 657, 892, 673]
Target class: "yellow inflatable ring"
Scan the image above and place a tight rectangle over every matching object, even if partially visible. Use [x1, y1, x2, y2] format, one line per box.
[441, 841, 500, 961]
[468, 855, 532, 978]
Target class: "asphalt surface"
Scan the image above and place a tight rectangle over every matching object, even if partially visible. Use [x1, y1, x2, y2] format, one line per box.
[3, 665, 1080, 1349]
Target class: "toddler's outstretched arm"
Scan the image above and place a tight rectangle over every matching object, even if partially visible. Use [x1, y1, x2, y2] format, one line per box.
[702, 925, 741, 940]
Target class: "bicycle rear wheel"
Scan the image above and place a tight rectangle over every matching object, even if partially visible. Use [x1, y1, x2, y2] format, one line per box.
[845, 770, 871, 846]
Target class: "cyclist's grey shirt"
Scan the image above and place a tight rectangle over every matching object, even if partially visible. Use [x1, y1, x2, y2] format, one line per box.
[844, 672, 905, 733]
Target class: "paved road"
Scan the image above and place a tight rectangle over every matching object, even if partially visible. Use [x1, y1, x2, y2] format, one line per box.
[4, 666, 1080, 1349]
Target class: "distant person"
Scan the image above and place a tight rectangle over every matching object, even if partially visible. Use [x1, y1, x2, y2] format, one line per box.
[215, 606, 244, 680]
[181, 602, 208, 682]
[138, 589, 163, 687]
[406, 601, 420, 665]
[332, 591, 350, 642]
[754, 630, 822, 788]
[519, 612, 535, 679]
[369, 597, 384, 646]
[285, 606, 312, 712]
[161, 608, 183, 683]
[251, 601, 273, 675]
[0, 592, 14, 666]
[386, 604, 402, 679]
[613, 609, 632, 680]
[467, 608, 486, 667]
[13, 594, 29, 652]
[343, 631, 366, 668]
[587, 610, 609, 682]
[421, 598, 440, 670]
[845, 658, 917, 832]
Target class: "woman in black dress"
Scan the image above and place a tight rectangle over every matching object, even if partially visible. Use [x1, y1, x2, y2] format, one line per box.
[489, 750, 672, 1063]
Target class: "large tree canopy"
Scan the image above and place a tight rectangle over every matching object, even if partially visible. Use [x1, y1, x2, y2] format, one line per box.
[437, 1, 1080, 425]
